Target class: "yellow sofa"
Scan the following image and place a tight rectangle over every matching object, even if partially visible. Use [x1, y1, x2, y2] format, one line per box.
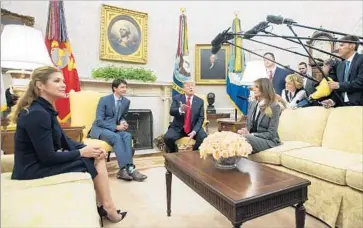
[249, 106, 363, 228]
[1, 154, 100, 227]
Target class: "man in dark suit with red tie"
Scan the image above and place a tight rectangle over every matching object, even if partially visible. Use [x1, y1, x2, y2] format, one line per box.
[263, 52, 290, 95]
[164, 80, 207, 153]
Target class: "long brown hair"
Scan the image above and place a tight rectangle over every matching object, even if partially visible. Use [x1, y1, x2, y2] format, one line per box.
[254, 78, 276, 117]
[10, 66, 61, 123]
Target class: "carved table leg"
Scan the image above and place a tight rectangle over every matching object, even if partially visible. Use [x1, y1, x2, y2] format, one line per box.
[166, 170, 172, 217]
[295, 202, 306, 228]
[232, 222, 243, 228]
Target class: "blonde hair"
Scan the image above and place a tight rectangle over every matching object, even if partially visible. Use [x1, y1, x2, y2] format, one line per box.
[254, 78, 276, 117]
[285, 74, 304, 89]
[10, 66, 61, 123]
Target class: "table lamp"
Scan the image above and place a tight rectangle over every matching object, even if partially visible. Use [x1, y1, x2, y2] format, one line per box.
[1, 24, 53, 92]
[241, 60, 268, 100]
[1, 25, 53, 129]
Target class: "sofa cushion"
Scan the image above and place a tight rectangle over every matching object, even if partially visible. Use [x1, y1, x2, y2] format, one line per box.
[346, 163, 363, 192]
[281, 147, 362, 185]
[322, 106, 363, 154]
[278, 107, 330, 146]
[1, 182, 99, 228]
[249, 141, 313, 164]
[1, 172, 93, 190]
[1, 154, 14, 173]
[83, 138, 113, 152]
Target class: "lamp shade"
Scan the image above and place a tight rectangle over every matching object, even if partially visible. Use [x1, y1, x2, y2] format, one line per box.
[241, 61, 267, 85]
[1, 25, 53, 70]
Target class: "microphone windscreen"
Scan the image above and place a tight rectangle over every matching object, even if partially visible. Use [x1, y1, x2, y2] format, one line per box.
[211, 45, 221, 55]
[211, 33, 224, 46]
[254, 21, 270, 30]
[243, 29, 258, 39]
[266, 15, 283, 24]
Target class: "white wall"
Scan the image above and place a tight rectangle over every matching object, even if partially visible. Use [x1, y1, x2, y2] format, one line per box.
[2, 1, 362, 110]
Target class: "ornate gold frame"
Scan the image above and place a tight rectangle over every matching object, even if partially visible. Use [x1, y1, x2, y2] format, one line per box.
[99, 4, 148, 64]
[1, 9, 35, 27]
[195, 44, 230, 85]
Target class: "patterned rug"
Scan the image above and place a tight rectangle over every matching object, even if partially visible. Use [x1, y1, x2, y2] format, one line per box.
[106, 153, 165, 176]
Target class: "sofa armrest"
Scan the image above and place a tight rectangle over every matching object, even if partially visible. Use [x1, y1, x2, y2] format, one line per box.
[1, 154, 14, 173]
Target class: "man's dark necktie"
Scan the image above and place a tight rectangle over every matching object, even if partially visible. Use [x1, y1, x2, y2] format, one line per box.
[342, 61, 351, 100]
[344, 61, 351, 82]
[115, 99, 122, 123]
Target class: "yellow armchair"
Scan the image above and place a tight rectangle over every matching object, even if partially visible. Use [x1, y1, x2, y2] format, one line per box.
[175, 94, 209, 149]
[69, 90, 114, 160]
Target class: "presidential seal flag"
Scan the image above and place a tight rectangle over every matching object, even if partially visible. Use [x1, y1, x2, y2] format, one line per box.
[45, 0, 80, 123]
[172, 8, 191, 96]
[226, 16, 249, 115]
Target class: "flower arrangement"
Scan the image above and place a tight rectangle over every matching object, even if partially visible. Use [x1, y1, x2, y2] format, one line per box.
[199, 131, 253, 166]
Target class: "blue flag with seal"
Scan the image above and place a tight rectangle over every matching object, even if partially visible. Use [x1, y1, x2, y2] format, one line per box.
[226, 16, 250, 115]
[172, 9, 191, 97]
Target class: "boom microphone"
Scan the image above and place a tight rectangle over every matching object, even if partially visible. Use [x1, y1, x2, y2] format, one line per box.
[211, 27, 232, 50]
[243, 21, 270, 39]
[211, 45, 221, 55]
[266, 15, 296, 25]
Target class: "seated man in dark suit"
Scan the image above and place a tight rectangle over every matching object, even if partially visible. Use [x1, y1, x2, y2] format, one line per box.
[89, 79, 147, 182]
[164, 80, 207, 152]
[322, 35, 363, 107]
[263, 52, 290, 95]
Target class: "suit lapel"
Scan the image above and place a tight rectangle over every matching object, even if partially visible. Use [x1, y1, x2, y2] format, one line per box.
[248, 101, 258, 128]
[182, 95, 186, 105]
[191, 96, 198, 123]
[108, 95, 116, 116]
[117, 98, 126, 122]
[257, 109, 266, 129]
[347, 54, 359, 80]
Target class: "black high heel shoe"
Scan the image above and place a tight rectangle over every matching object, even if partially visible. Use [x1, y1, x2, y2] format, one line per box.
[97, 206, 127, 227]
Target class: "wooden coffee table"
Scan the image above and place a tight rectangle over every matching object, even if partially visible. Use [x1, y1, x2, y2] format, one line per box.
[164, 151, 311, 228]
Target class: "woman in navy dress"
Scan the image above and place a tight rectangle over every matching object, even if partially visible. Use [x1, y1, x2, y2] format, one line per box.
[10, 66, 125, 225]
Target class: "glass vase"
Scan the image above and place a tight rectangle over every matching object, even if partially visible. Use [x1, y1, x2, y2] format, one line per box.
[213, 156, 242, 170]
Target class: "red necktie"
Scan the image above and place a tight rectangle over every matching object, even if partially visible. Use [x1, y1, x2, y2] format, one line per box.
[269, 70, 273, 80]
[184, 96, 191, 134]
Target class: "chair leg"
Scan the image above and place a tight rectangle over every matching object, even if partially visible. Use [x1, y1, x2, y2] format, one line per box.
[107, 151, 111, 162]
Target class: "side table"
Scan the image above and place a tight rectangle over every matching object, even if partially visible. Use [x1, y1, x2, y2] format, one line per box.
[207, 113, 231, 133]
[0, 123, 85, 155]
[217, 116, 247, 133]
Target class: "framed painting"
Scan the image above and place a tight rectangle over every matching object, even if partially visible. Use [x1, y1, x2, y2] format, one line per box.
[1, 9, 34, 34]
[195, 44, 230, 85]
[99, 4, 148, 64]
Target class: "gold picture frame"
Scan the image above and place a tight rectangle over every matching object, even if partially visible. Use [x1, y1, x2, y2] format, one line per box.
[99, 4, 148, 64]
[1, 9, 34, 34]
[195, 44, 230, 85]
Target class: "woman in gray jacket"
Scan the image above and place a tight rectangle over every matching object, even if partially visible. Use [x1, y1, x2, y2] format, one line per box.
[237, 78, 281, 153]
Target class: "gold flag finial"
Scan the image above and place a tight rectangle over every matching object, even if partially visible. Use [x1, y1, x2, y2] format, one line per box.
[234, 11, 239, 18]
[181, 8, 186, 15]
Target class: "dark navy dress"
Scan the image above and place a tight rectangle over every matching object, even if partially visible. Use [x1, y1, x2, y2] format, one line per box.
[11, 97, 98, 180]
